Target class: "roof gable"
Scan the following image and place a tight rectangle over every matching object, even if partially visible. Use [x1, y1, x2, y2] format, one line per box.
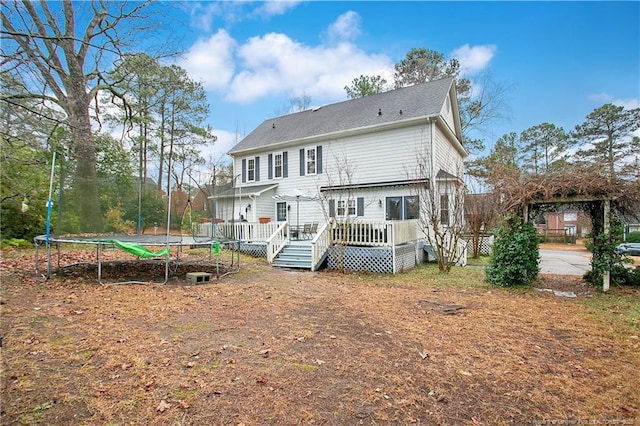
[229, 77, 460, 155]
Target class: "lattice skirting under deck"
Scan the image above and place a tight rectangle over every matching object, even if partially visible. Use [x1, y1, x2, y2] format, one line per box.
[238, 242, 267, 258]
[326, 243, 418, 274]
[237, 242, 419, 274]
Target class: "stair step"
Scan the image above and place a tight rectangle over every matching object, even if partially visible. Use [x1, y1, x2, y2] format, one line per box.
[273, 244, 312, 269]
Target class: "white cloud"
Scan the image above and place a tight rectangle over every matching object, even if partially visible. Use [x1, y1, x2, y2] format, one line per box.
[199, 128, 238, 162]
[451, 44, 497, 76]
[588, 93, 639, 110]
[189, 2, 254, 31]
[226, 33, 393, 103]
[326, 11, 361, 43]
[253, 1, 305, 18]
[179, 29, 237, 92]
[612, 97, 639, 110]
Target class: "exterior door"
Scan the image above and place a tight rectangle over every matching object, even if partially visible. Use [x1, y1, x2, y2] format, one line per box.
[276, 202, 287, 222]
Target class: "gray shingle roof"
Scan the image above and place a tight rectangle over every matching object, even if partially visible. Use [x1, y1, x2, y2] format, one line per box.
[228, 77, 455, 155]
[210, 183, 278, 199]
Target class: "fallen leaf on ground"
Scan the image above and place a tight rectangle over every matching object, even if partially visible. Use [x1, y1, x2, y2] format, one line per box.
[156, 399, 170, 413]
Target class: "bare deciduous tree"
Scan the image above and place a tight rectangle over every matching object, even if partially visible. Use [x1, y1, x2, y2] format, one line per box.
[412, 153, 467, 272]
[1, 0, 168, 231]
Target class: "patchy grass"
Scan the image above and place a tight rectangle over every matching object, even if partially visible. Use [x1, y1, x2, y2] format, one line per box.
[1, 248, 639, 425]
[579, 288, 640, 334]
[466, 255, 491, 267]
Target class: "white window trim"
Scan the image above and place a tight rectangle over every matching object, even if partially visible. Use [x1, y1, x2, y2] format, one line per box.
[247, 158, 256, 182]
[273, 152, 283, 179]
[306, 147, 317, 176]
[336, 198, 357, 218]
[440, 194, 450, 225]
[347, 199, 356, 216]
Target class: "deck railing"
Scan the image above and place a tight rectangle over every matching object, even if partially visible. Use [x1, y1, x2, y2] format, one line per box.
[311, 221, 331, 271]
[196, 219, 424, 268]
[195, 220, 420, 246]
[266, 222, 288, 263]
[195, 221, 279, 242]
[329, 219, 420, 247]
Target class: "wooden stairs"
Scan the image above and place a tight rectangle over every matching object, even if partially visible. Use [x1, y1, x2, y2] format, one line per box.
[272, 241, 312, 269]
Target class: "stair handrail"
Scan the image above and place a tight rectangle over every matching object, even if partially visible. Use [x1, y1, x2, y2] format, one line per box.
[310, 220, 331, 271]
[266, 221, 289, 263]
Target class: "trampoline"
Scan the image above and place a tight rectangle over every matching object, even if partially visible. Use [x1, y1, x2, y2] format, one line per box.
[34, 234, 240, 285]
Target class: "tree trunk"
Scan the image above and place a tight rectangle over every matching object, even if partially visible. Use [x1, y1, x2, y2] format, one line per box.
[69, 95, 102, 232]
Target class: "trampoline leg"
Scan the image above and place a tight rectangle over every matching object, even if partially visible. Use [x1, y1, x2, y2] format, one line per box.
[97, 243, 103, 285]
[47, 241, 52, 279]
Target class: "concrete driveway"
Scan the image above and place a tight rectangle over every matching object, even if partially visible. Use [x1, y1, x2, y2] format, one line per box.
[539, 249, 591, 275]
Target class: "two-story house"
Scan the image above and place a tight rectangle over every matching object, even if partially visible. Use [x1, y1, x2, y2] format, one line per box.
[209, 77, 467, 272]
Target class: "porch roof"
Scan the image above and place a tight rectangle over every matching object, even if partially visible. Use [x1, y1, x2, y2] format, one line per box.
[209, 183, 278, 199]
[319, 178, 429, 192]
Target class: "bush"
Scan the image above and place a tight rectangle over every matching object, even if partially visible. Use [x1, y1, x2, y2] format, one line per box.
[626, 231, 640, 243]
[486, 215, 540, 287]
[0, 238, 33, 249]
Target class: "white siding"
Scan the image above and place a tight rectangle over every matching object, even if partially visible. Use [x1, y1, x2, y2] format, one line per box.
[433, 124, 464, 176]
[228, 119, 468, 225]
[322, 124, 432, 185]
[441, 93, 456, 134]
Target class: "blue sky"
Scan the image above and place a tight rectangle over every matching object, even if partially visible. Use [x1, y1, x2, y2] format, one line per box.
[163, 1, 639, 162]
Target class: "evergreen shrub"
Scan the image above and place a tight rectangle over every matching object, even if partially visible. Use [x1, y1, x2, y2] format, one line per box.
[626, 231, 640, 243]
[486, 215, 540, 287]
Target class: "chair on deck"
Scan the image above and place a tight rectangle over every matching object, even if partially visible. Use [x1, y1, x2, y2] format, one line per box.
[301, 223, 312, 240]
[302, 222, 318, 240]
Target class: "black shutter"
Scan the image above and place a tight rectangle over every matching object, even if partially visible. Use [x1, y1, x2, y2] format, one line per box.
[268, 154, 273, 180]
[255, 156, 260, 181]
[241, 159, 246, 183]
[329, 199, 335, 218]
[283, 151, 288, 178]
[357, 197, 364, 216]
[317, 145, 323, 174]
[299, 148, 305, 176]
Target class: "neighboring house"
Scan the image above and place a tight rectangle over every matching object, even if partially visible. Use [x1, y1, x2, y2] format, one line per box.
[535, 209, 591, 241]
[208, 77, 467, 272]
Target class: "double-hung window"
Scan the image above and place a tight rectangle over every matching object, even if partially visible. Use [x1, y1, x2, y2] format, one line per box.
[330, 197, 363, 218]
[306, 147, 316, 175]
[247, 158, 255, 182]
[347, 199, 356, 216]
[274, 153, 283, 179]
[440, 194, 450, 225]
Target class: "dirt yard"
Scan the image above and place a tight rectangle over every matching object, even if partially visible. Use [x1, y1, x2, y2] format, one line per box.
[1, 247, 639, 425]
